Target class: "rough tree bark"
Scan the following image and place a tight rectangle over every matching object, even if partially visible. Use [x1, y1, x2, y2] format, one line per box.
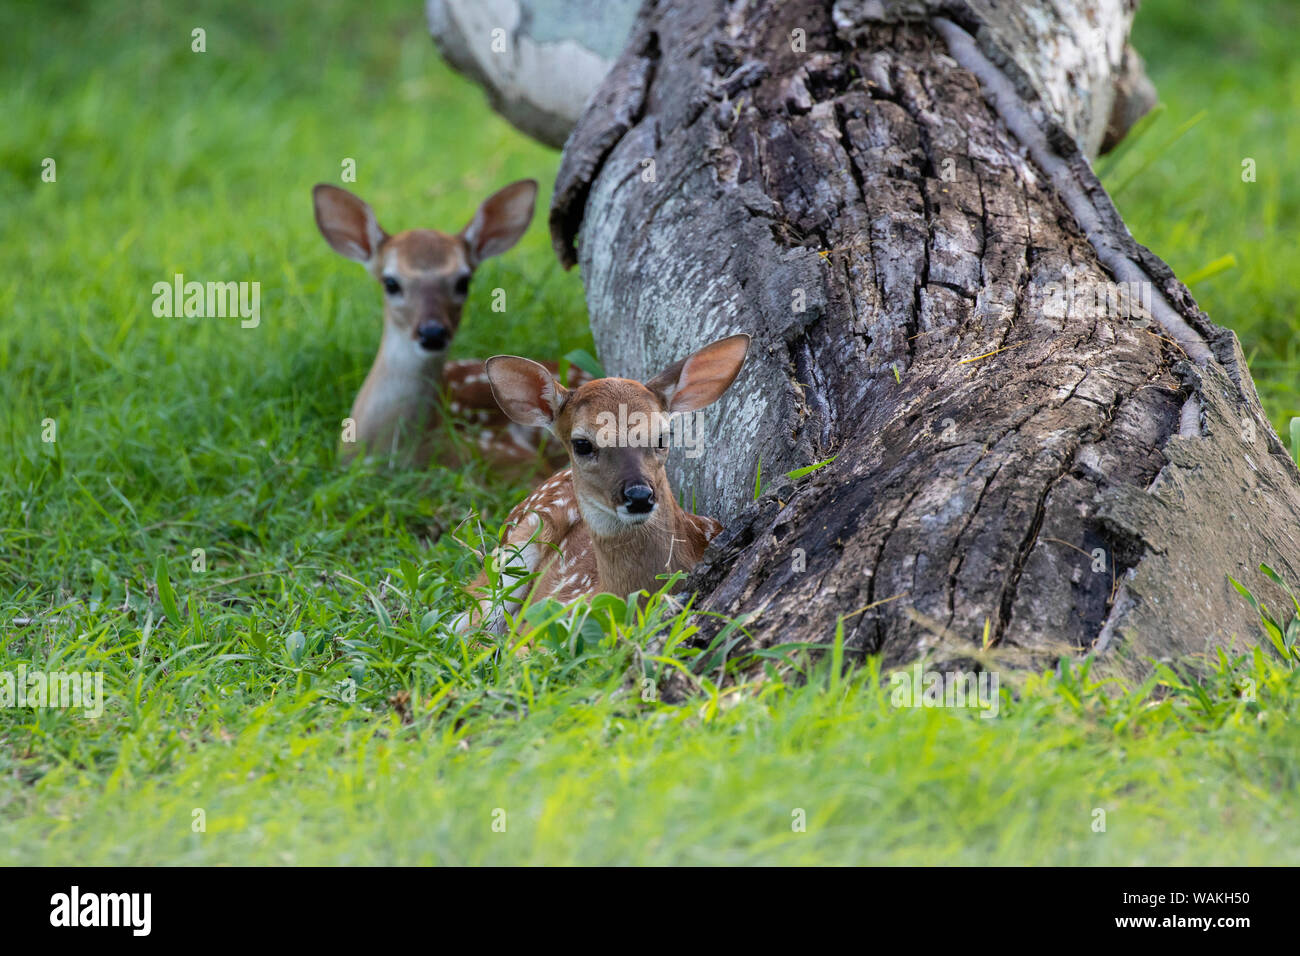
[539, 0, 1300, 679]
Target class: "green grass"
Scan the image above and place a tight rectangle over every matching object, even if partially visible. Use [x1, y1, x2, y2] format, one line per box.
[1, 0, 1298, 865]
[1103, 0, 1300, 430]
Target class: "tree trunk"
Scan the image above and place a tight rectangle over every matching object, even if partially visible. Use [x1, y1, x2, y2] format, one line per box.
[547, 0, 1300, 680]
[426, 0, 641, 149]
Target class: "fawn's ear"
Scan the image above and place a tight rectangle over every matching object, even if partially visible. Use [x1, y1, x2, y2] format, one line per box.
[647, 333, 751, 413]
[313, 184, 387, 265]
[486, 355, 568, 428]
[461, 180, 538, 265]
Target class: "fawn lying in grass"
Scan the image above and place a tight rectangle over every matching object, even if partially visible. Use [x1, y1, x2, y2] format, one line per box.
[313, 181, 585, 469]
[457, 334, 751, 631]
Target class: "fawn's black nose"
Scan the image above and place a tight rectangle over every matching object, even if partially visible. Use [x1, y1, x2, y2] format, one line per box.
[416, 321, 450, 351]
[621, 482, 656, 514]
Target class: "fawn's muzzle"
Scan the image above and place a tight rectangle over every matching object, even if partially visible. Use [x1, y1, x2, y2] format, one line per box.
[416, 320, 451, 352]
[621, 482, 656, 515]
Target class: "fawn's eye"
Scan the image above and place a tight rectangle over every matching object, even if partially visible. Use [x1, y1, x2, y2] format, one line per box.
[571, 438, 594, 457]
[453, 273, 471, 297]
[382, 276, 402, 296]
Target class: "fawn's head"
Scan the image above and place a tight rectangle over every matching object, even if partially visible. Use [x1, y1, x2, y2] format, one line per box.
[312, 181, 537, 361]
[487, 334, 750, 537]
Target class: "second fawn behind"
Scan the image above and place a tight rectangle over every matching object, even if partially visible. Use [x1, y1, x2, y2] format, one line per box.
[313, 180, 581, 469]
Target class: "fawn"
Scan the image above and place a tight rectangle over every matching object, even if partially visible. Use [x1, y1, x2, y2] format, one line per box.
[457, 334, 751, 632]
[313, 181, 583, 468]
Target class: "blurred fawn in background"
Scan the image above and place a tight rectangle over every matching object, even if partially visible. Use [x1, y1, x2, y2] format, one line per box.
[313, 181, 584, 469]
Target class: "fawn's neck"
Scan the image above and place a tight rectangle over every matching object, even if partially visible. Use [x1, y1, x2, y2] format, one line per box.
[589, 497, 708, 598]
[348, 330, 443, 461]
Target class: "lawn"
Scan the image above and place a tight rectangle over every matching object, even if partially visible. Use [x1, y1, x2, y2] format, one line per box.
[1, 0, 1297, 864]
